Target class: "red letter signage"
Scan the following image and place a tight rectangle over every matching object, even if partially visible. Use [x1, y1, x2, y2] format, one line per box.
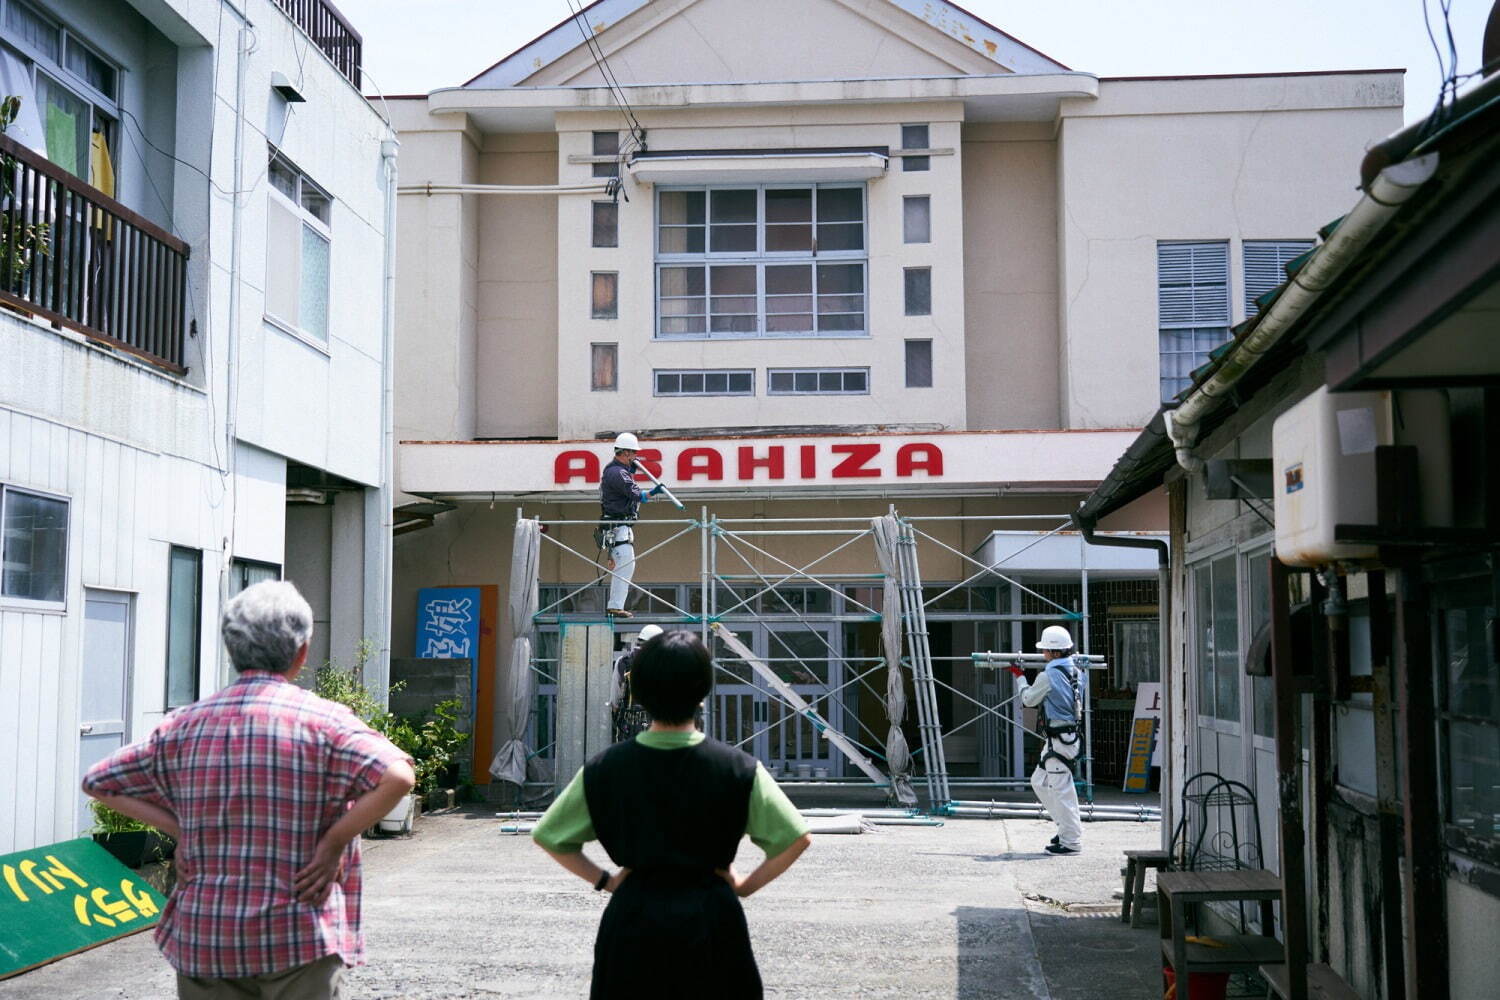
[895, 443, 943, 478]
[554, 450, 600, 484]
[634, 448, 663, 481]
[737, 446, 785, 481]
[830, 443, 881, 478]
[799, 445, 816, 478]
[677, 448, 724, 481]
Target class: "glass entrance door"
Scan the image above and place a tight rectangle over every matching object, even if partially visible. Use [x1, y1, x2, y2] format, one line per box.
[708, 624, 844, 775]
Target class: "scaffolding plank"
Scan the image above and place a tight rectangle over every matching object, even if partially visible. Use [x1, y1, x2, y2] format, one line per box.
[555, 623, 613, 789]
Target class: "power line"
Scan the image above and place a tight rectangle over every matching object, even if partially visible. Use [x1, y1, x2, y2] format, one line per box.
[564, 0, 645, 162]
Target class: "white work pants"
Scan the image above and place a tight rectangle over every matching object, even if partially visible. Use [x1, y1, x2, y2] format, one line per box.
[1030, 735, 1082, 851]
[607, 524, 635, 610]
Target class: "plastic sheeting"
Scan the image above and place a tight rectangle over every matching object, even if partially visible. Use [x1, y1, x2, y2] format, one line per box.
[490, 518, 541, 788]
[872, 516, 917, 806]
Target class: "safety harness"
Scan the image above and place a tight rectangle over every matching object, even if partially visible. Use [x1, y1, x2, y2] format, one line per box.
[1038, 658, 1085, 775]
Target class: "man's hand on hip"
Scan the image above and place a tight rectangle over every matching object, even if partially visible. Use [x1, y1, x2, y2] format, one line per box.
[294, 841, 346, 906]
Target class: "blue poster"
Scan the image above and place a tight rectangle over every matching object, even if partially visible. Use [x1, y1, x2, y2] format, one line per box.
[415, 587, 482, 661]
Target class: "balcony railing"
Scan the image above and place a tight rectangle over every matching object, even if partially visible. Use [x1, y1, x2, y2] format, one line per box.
[272, 0, 362, 88]
[0, 132, 190, 374]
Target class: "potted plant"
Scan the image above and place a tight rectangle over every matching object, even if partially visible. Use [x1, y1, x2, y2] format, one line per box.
[90, 801, 175, 868]
[389, 699, 471, 812]
[0, 95, 51, 304]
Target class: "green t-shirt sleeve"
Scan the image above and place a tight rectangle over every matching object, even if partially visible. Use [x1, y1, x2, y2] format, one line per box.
[532, 769, 595, 854]
[746, 763, 810, 858]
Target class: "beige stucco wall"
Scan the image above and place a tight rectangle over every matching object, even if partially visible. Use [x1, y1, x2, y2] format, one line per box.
[961, 122, 1060, 430]
[551, 103, 969, 440]
[476, 133, 560, 438]
[1057, 74, 1404, 430]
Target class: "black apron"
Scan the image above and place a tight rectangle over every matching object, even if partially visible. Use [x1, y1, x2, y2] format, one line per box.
[583, 737, 762, 999]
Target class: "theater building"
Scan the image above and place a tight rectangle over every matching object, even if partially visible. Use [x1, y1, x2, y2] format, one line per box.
[387, 0, 1402, 792]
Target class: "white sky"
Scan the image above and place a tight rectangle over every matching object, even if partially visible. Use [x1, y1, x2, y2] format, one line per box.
[354, 0, 1491, 124]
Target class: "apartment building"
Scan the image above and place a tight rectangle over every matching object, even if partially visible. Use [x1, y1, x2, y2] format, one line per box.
[0, 0, 394, 852]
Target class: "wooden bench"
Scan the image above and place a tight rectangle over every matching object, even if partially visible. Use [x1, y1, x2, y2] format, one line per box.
[1158, 869, 1283, 997]
[1259, 962, 1361, 1000]
[1121, 848, 1170, 927]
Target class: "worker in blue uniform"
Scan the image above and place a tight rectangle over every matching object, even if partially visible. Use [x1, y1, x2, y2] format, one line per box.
[599, 432, 664, 619]
[1011, 625, 1086, 855]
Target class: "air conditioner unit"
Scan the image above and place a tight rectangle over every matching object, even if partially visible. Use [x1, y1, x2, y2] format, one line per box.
[1272, 387, 1451, 567]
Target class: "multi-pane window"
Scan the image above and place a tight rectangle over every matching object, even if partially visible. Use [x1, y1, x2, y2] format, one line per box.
[1192, 553, 1240, 722]
[905, 339, 932, 388]
[767, 368, 868, 395]
[591, 201, 618, 247]
[231, 559, 280, 595]
[1243, 239, 1314, 316]
[904, 267, 931, 316]
[591, 272, 618, 318]
[655, 185, 866, 338]
[1435, 572, 1498, 845]
[1158, 241, 1229, 402]
[2, 0, 119, 189]
[165, 546, 201, 709]
[592, 131, 619, 178]
[903, 196, 931, 244]
[591, 343, 618, 391]
[654, 369, 754, 396]
[266, 150, 332, 342]
[0, 485, 68, 605]
[901, 123, 929, 172]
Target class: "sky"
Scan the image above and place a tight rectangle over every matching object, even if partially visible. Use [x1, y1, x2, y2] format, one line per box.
[354, 0, 1492, 123]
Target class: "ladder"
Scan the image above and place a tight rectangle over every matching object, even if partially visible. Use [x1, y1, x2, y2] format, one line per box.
[893, 516, 951, 807]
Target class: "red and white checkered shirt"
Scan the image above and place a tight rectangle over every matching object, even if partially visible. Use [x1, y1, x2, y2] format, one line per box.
[83, 671, 411, 978]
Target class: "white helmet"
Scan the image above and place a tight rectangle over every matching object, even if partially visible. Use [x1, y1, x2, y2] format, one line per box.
[1036, 625, 1074, 651]
[636, 624, 663, 643]
[613, 432, 641, 451]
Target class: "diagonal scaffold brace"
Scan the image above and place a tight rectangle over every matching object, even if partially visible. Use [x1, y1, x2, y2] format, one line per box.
[709, 621, 890, 787]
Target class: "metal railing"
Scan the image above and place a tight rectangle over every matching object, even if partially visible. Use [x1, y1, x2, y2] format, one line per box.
[272, 0, 362, 87]
[0, 133, 190, 373]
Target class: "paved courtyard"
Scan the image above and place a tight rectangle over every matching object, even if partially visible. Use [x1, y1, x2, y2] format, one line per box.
[2, 806, 1164, 999]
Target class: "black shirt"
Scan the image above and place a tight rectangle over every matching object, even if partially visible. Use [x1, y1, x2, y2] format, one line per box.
[599, 458, 644, 519]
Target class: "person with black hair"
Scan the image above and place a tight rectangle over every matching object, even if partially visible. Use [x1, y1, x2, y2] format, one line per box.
[532, 630, 812, 999]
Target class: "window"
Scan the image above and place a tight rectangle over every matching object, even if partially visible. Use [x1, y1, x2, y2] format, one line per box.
[655, 369, 754, 396]
[231, 559, 280, 595]
[165, 546, 201, 708]
[591, 201, 618, 248]
[3, 1, 120, 189]
[1243, 239, 1314, 316]
[265, 150, 332, 342]
[0, 485, 68, 605]
[901, 123, 930, 172]
[655, 185, 866, 338]
[1158, 241, 1229, 402]
[1114, 620, 1160, 688]
[767, 368, 868, 395]
[903, 196, 930, 244]
[1248, 550, 1275, 738]
[591, 343, 618, 391]
[1192, 553, 1240, 722]
[592, 131, 619, 178]
[591, 271, 618, 318]
[905, 339, 932, 388]
[904, 267, 931, 316]
[1435, 573, 1498, 845]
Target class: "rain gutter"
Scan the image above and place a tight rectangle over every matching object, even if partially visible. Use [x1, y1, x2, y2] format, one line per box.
[1162, 152, 1440, 474]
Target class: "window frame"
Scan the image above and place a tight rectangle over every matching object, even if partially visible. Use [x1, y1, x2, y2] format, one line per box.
[591, 343, 618, 391]
[1158, 240, 1230, 403]
[904, 266, 932, 316]
[230, 558, 281, 596]
[766, 367, 869, 396]
[900, 123, 930, 172]
[902, 195, 931, 244]
[1432, 567, 1500, 864]
[653, 368, 755, 397]
[2, 0, 122, 188]
[591, 200, 619, 248]
[654, 183, 868, 340]
[264, 147, 334, 346]
[904, 338, 933, 388]
[0, 483, 70, 611]
[1243, 239, 1315, 316]
[590, 271, 619, 319]
[164, 544, 202, 709]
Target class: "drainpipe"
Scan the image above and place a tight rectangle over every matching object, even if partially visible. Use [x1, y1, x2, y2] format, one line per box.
[1073, 513, 1172, 848]
[366, 134, 400, 703]
[1162, 153, 1440, 474]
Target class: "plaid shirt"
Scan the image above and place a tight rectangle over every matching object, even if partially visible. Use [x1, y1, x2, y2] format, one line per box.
[83, 671, 410, 978]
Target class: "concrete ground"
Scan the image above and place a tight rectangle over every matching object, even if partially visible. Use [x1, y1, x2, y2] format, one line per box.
[1, 804, 1165, 999]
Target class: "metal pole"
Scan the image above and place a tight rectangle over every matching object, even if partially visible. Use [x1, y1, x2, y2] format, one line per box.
[700, 506, 711, 736]
[1080, 534, 1094, 800]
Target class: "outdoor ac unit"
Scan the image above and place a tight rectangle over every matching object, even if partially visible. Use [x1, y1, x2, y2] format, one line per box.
[1272, 387, 1451, 567]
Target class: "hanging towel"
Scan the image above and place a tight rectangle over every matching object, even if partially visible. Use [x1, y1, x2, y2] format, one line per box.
[44, 101, 78, 176]
[89, 131, 114, 198]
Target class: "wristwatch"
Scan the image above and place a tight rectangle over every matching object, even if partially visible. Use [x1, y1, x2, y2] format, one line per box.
[594, 870, 612, 892]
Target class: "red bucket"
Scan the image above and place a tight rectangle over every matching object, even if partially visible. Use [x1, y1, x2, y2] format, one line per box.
[1161, 965, 1230, 1000]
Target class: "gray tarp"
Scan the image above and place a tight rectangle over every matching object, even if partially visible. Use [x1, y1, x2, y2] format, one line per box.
[872, 516, 917, 806]
[490, 518, 541, 788]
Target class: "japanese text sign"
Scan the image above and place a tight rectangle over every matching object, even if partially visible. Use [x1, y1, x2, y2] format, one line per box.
[416, 587, 482, 661]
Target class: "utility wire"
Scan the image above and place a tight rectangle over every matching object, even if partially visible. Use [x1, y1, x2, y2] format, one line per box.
[564, 0, 646, 172]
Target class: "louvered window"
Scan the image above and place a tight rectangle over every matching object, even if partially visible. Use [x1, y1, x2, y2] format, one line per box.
[1243, 240, 1314, 316]
[1158, 241, 1229, 402]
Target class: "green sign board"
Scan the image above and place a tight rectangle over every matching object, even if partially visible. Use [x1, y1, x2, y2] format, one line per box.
[0, 838, 166, 980]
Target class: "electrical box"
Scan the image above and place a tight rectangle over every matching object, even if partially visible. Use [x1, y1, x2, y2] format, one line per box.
[1273, 387, 1451, 566]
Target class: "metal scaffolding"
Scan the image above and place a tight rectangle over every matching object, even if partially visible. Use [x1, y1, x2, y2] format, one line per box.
[514, 506, 1125, 812]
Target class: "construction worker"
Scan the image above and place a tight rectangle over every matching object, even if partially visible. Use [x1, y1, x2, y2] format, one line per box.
[610, 624, 662, 742]
[1011, 625, 1086, 855]
[600, 432, 664, 618]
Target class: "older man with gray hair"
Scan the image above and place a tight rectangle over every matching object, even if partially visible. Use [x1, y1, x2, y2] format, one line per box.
[84, 580, 414, 1000]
